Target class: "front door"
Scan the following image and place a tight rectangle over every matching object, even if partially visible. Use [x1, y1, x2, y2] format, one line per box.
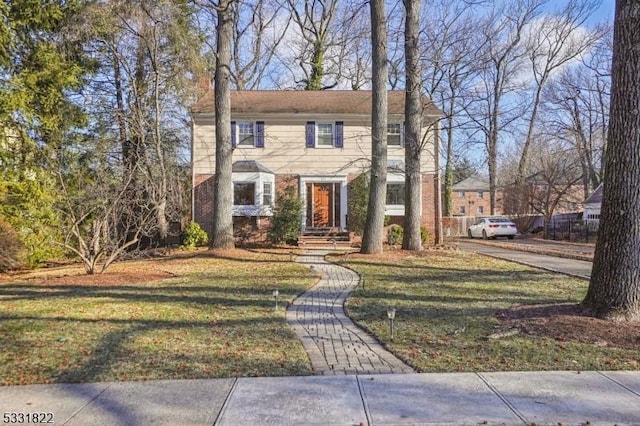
[306, 182, 341, 229]
[313, 183, 331, 227]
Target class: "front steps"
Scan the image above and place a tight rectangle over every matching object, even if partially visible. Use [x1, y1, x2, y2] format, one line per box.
[297, 229, 352, 249]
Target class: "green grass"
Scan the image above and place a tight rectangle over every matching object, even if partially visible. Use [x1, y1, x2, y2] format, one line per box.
[332, 250, 640, 372]
[0, 250, 316, 385]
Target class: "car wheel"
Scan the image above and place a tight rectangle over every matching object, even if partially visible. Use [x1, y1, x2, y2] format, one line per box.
[482, 230, 488, 240]
[468, 229, 473, 239]
[508, 235, 514, 240]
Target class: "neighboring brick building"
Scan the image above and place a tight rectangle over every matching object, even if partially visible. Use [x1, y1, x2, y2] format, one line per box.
[451, 176, 503, 216]
[191, 90, 442, 242]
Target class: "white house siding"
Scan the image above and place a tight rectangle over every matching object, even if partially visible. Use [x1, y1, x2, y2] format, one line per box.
[192, 113, 438, 177]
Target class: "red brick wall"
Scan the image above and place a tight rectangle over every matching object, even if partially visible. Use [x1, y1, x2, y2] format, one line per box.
[421, 173, 437, 243]
[193, 174, 215, 236]
[194, 172, 439, 244]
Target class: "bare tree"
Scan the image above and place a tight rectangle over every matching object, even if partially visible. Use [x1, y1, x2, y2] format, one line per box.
[56, 158, 156, 275]
[211, 0, 235, 248]
[231, 0, 290, 89]
[514, 0, 602, 206]
[401, 0, 423, 250]
[525, 140, 584, 237]
[583, 0, 640, 320]
[465, 0, 544, 215]
[418, 0, 484, 217]
[539, 29, 611, 197]
[360, 0, 388, 254]
[283, 0, 338, 90]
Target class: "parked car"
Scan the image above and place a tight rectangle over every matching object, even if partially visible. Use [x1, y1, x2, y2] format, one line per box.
[468, 217, 517, 240]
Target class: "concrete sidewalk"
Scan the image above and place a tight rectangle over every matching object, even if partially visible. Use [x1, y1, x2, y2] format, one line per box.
[2, 371, 640, 425]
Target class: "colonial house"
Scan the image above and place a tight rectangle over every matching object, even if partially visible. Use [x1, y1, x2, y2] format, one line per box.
[191, 90, 442, 242]
[451, 176, 503, 216]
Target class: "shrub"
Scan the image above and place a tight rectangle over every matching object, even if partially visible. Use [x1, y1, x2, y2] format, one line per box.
[180, 221, 208, 249]
[347, 173, 369, 235]
[269, 185, 303, 245]
[387, 224, 404, 245]
[421, 226, 430, 244]
[0, 219, 24, 272]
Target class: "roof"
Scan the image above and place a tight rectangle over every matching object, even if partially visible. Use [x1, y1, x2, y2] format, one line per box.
[191, 90, 441, 117]
[232, 160, 273, 174]
[584, 184, 603, 205]
[452, 176, 491, 191]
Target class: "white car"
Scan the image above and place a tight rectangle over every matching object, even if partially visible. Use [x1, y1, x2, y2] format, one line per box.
[468, 217, 517, 240]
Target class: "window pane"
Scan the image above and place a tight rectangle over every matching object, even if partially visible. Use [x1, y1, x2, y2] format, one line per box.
[317, 123, 333, 146]
[386, 183, 405, 205]
[387, 123, 402, 145]
[238, 122, 254, 146]
[263, 182, 272, 206]
[477, 192, 483, 198]
[234, 183, 255, 205]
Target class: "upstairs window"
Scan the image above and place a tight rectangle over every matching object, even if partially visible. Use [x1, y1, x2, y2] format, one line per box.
[231, 121, 264, 148]
[477, 192, 484, 199]
[459, 191, 465, 198]
[306, 121, 344, 148]
[238, 122, 254, 146]
[387, 123, 403, 146]
[234, 183, 255, 205]
[317, 123, 334, 146]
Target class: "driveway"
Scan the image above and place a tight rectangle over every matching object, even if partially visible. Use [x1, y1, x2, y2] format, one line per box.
[456, 240, 593, 279]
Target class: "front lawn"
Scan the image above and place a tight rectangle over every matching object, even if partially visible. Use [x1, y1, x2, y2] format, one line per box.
[333, 250, 640, 372]
[0, 249, 316, 385]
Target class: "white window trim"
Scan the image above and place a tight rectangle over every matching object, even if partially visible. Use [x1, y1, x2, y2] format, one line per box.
[385, 173, 406, 216]
[387, 122, 404, 146]
[237, 121, 256, 148]
[231, 171, 275, 217]
[315, 122, 335, 148]
[299, 175, 348, 231]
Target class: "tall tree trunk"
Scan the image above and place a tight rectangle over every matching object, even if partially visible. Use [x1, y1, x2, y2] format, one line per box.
[443, 100, 455, 217]
[211, 0, 235, 249]
[360, 0, 388, 254]
[402, 0, 422, 251]
[583, 0, 640, 320]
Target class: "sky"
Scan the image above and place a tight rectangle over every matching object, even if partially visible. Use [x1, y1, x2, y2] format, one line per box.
[589, 0, 615, 25]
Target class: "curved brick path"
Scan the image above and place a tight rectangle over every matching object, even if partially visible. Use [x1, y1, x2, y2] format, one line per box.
[286, 250, 414, 375]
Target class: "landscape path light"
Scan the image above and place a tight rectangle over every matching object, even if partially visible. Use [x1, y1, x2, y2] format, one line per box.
[387, 307, 396, 341]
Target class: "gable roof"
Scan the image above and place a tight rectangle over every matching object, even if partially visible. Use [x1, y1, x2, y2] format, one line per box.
[452, 176, 491, 191]
[584, 184, 603, 205]
[191, 90, 441, 117]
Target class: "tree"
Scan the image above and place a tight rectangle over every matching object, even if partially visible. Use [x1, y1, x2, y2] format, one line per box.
[79, 0, 201, 244]
[211, 0, 235, 248]
[514, 0, 602, 210]
[0, 0, 89, 266]
[417, 0, 483, 217]
[360, 0, 388, 254]
[583, 0, 640, 320]
[466, 0, 544, 215]
[524, 140, 584, 237]
[283, 0, 338, 90]
[402, 0, 423, 251]
[231, 0, 290, 89]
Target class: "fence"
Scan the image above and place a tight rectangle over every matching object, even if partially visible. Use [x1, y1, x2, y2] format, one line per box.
[543, 218, 600, 243]
[441, 214, 599, 243]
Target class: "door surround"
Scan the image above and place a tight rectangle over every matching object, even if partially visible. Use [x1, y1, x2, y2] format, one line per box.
[299, 176, 348, 231]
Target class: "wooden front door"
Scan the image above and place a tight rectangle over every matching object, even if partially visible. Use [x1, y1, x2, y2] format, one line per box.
[313, 183, 331, 227]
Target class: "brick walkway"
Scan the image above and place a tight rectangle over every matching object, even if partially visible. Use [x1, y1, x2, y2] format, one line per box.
[286, 250, 414, 375]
